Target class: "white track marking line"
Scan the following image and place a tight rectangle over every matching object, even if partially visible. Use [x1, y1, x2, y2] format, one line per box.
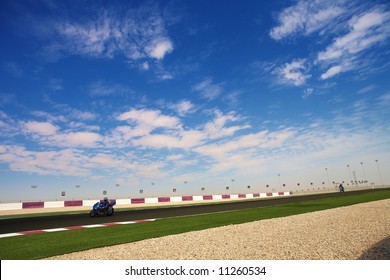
[0, 219, 156, 239]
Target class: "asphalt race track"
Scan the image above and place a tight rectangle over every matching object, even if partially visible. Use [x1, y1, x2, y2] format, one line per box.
[0, 189, 385, 234]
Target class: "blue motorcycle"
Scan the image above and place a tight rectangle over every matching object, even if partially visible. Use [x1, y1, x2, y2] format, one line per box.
[89, 201, 116, 217]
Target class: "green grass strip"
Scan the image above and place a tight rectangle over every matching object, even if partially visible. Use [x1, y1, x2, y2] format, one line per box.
[1, 189, 389, 260]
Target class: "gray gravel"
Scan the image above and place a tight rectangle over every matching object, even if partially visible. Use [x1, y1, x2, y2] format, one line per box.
[45, 199, 390, 260]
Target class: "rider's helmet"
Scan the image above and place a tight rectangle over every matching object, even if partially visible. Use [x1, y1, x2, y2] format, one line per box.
[104, 197, 108, 202]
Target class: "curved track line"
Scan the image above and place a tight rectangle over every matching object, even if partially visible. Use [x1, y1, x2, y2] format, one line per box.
[0, 219, 156, 239]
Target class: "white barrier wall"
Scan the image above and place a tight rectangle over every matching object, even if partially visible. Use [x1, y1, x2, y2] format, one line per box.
[171, 196, 182, 202]
[145, 197, 158, 204]
[44, 201, 65, 208]
[0, 191, 293, 211]
[0, 203, 22, 211]
[116, 198, 131, 205]
[193, 195, 204, 201]
[82, 200, 98, 207]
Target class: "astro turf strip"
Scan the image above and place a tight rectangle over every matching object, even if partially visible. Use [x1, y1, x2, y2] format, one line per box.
[1, 189, 389, 260]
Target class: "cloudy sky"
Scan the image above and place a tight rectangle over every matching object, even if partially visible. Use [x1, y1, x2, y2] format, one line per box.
[1, 0, 389, 202]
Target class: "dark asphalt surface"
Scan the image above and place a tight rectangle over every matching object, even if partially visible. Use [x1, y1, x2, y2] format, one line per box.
[0, 189, 384, 234]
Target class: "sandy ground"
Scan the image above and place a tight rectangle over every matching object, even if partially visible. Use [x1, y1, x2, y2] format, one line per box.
[44, 198, 390, 260]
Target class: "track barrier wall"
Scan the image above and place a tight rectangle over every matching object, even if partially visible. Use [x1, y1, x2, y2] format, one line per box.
[0, 191, 293, 211]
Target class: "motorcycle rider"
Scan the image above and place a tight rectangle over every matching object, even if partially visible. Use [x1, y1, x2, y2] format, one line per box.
[102, 197, 111, 211]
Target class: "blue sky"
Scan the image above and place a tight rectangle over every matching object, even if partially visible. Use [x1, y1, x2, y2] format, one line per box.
[1, 0, 390, 202]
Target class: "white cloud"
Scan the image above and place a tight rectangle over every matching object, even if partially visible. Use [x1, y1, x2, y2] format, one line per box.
[357, 84, 376, 94]
[275, 59, 310, 86]
[113, 109, 253, 150]
[21, 119, 102, 148]
[0, 145, 160, 178]
[89, 80, 133, 97]
[270, 2, 390, 83]
[170, 100, 196, 116]
[0, 111, 20, 137]
[204, 110, 250, 139]
[55, 18, 113, 58]
[269, 0, 345, 40]
[321, 65, 343, 80]
[158, 73, 174, 80]
[23, 121, 58, 136]
[193, 129, 295, 174]
[86, 153, 126, 169]
[52, 132, 101, 148]
[0, 145, 90, 176]
[65, 109, 97, 121]
[195, 129, 294, 159]
[352, 10, 389, 32]
[303, 88, 314, 99]
[140, 62, 150, 71]
[132, 129, 204, 150]
[145, 38, 173, 60]
[111, 108, 184, 149]
[378, 93, 390, 106]
[125, 110, 254, 151]
[1, 101, 390, 192]
[223, 90, 242, 106]
[192, 78, 222, 100]
[30, 111, 67, 123]
[42, 5, 174, 63]
[105, 125, 150, 148]
[117, 108, 181, 130]
[317, 9, 390, 62]
[110, 108, 251, 151]
[166, 154, 184, 161]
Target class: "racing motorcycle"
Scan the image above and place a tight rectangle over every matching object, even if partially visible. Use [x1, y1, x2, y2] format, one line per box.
[89, 201, 116, 217]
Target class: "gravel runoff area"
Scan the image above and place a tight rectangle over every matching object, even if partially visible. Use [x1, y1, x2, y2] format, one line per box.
[45, 199, 390, 260]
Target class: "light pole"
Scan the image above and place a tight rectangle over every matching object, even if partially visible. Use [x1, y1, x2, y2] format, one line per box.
[325, 168, 330, 188]
[347, 165, 352, 186]
[353, 170, 358, 187]
[277, 174, 281, 190]
[375, 160, 384, 186]
[231, 179, 235, 194]
[30, 185, 38, 202]
[75, 185, 80, 200]
[360, 162, 367, 186]
[114, 184, 120, 199]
